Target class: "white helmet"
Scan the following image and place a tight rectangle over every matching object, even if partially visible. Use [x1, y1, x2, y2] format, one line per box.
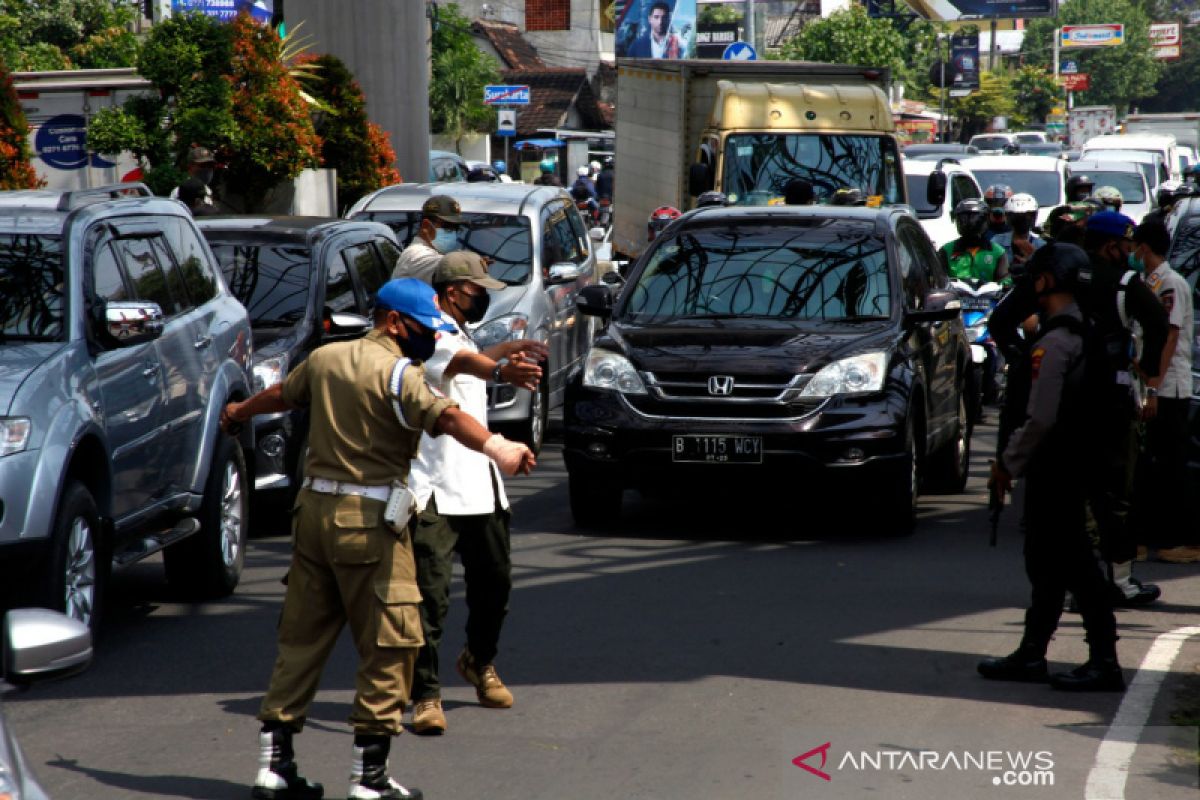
[1093, 185, 1123, 208]
[589, 160, 601, 173]
[577, 165, 590, 177]
[1004, 192, 1038, 214]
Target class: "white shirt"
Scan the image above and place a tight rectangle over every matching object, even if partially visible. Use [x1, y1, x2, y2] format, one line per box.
[1144, 261, 1194, 399]
[651, 34, 667, 58]
[408, 315, 509, 515]
[392, 238, 443, 283]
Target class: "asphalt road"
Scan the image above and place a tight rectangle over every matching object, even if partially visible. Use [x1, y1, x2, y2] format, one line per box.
[5, 422, 1199, 800]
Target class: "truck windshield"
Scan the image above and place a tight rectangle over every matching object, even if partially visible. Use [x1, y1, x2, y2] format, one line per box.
[722, 134, 903, 207]
[0, 234, 66, 342]
[357, 211, 532, 285]
[620, 221, 891, 323]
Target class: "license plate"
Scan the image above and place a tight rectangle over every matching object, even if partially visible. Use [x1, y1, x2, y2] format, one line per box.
[672, 435, 763, 464]
[960, 297, 991, 311]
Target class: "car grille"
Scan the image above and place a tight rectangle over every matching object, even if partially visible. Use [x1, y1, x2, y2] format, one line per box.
[631, 372, 822, 420]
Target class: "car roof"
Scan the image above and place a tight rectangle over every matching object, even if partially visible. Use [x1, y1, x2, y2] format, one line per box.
[970, 132, 1015, 141]
[959, 154, 1064, 171]
[1081, 149, 1160, 164]
[0, 191, 188, 234]
[902, 158, 972, 176]
[1068, 160, 1143, 174]
[356, 182, 566, 215]
[673, 204, 906, 235]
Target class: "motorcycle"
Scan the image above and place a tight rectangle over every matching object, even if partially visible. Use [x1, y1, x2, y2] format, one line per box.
[575, 197, 599, 225]
[597, 196, 612, 229]
[949, 278, 1006, 418]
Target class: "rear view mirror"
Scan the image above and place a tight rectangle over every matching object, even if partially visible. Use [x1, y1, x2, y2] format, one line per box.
[926, 171, 948, 208]
[905, 289, 961, 325]
[547, 262, 586, 285]
[576, 284, 614, 318]
[101, 300, 164, 347]
[326, 311, 372, 338]
[3, 608, 93, 685]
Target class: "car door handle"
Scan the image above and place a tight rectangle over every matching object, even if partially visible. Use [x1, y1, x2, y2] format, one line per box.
[194, 335, 212, 350]
[142, 364, 159, 378]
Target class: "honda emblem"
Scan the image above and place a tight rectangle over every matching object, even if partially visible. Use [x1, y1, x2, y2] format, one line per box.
[707, 375, 735, 396]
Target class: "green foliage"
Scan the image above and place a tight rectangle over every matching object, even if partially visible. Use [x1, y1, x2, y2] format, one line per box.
[430, 3, 500, 151]
[1021, 0, 1160, 111]
[698, 3, 741, 25]
[951, 71, 1016, 138]
[1141, 25, 1200, 112]
[0, 57, 43, 189]
[1010, 65, 1064, 126]
[0, 1, 139, 70]
[773, 4, 907, 76]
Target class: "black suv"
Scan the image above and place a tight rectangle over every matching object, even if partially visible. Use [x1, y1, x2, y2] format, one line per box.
[196, 217, 401, 499]
[565, 206, 971, 531]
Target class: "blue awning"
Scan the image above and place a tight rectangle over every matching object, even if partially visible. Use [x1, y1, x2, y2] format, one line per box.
[514, 138, 566, 150]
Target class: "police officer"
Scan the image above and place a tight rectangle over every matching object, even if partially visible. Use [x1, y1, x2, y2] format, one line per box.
[979, 243, 1124, 692]
[223, 278, 536, 800]
[941, 198, 1010, 284]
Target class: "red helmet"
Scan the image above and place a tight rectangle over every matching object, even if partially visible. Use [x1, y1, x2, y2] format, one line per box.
[647, 206, 682, 241]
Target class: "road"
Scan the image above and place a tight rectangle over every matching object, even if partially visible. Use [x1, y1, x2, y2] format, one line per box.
[5, 423, 1199, 799]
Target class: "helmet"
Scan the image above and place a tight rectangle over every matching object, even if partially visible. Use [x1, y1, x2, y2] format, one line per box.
[983, 184, 1014, 211]
[1065, 174, 1094, 201]
[830, 187, 865, 206]
[1093, 185, 1123, 209]
[491, 160, 506, 174]
[577, 165, 590, 177]
[1004, 192, 1038, 215]
[647, 205, 682, 241]
[539, 159, 555, 173]
[952, 198, 989, 239]
[603, 156, 614, 168]
[1027, 241, 1089, 291]
[589, 160, 601, 174]
[1157, 179, 1187, 209]
[695, 191, 729, 208]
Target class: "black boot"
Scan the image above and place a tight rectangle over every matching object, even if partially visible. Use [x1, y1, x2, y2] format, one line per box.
[1049, 657, 1125, 692]
[349, 735, 423, 800]
[252, 724, 324, 800]
[977, 643, 1049, 683]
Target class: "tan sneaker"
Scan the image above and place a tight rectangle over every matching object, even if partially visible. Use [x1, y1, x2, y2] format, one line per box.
[456, 650, 514, 708]
[411, 697, 446, 735]
[1156, 546, 1200, 564]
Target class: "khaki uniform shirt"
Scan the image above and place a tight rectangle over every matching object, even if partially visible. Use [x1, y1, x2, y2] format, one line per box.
[281, 329, 457, 485]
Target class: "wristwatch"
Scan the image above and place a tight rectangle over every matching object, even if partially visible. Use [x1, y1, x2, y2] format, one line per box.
[492, 361, 506, 384]
[1146, 386, 1159, 398]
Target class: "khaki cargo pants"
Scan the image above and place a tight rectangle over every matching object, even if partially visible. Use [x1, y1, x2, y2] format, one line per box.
[259, 490, 424, 736]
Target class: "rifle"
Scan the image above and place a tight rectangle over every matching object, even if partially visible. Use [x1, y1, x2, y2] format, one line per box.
[987, 459, 1003, 547]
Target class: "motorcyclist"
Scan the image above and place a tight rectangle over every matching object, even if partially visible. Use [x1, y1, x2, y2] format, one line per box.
[596, 157, 615, 202]
[1093, 185, 1123, 212]
[1143, 179, 1187, 226]
[983, 184, 1014, 241]
[941, 198, 1011, 285]
[570, 165, 598, 220]
[991, 193, 1044, 276]
[647, 205, 681, 242]
[533, 159, 562, 187]
[1066, 174, 1095, 203]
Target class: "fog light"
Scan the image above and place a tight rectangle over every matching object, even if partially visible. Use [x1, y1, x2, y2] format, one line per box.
[839, 447, 866, 463]
[587, 442, 609, 456]
[260, 433, 286, 459]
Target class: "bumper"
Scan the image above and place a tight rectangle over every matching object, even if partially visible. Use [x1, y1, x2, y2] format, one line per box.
[0, 449, 48, 546]
[563, 384, 910, 488]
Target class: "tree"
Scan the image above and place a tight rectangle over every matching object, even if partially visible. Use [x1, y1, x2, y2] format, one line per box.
[1009, 65, 1064, 126]
[0, 0, 139, 70]
[1139, 25, 1200, 112]
[430, 3, 499, 154]
[698, 3, 741, 25]
[1021, 0, 1160, 112]
[773, 4, 908, 77]
[950, 70, 1016, 140]
[0, 58, 42, 189]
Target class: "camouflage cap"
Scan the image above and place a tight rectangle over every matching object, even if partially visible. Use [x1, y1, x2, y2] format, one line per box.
[188, 146, 215, 164]
[434, 250, 505, 290]
[421, 194, 465, 225]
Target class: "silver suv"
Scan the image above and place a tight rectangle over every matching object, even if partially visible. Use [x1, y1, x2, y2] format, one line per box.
[0, 185, 254, 633]
[348, 183, 598, 452]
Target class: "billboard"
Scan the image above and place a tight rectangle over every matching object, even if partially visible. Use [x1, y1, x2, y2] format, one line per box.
[950, 32, 980, 92]
[902, 0, 1055, 21]
[696, 21, 740, 59]
[615, 0, 698, 59]
[171, 1, 274, 23]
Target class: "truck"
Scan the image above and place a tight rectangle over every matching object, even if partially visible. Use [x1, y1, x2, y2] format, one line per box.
[1067, 105, 1117, 150]
[1125, 112, 1200, 167]
[612, 59, 906, 259]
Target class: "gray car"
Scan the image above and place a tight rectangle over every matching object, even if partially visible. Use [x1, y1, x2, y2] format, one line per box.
[347, 182, 598, 453]
[0, 185, 254, 634]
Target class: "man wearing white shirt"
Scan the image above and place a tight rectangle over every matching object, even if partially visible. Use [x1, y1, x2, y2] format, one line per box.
[408, 251, 549, 735]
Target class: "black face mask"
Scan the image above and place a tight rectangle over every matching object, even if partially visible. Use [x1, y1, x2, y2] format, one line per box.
[398, 330, 437, 363]
[456, 288, 491, 324]
[1010, 216, 1032, 235]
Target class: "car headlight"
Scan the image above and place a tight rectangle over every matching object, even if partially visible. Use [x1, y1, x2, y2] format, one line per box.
[252, 353, 289, 393]
[800, 352, 889, 398]
[472, 313, 529, 349]
[0, 417, 31, 456]
[583, 348, 648, 395]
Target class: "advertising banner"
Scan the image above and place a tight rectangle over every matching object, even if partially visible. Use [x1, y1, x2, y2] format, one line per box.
[1150, 22, 1183, 59]
[615, 0, 698, 59]
[1060, 24, 1125, 48]
[170, 1, 273, 23]
[1060, 73, 1090, 92]
[696, 21, 740, 59]
[951, 31, 980, 92]
[902, 0, 1055, 22]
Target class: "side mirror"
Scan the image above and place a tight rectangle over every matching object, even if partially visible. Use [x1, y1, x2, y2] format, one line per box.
[101, 300, 164, 347]
[905, 289, 961, 325]
[926, 171, 948, 208]
[576, 284, 614, 318]
[688, 162, 713, 197]
[3, 608, 93, 686]
[326, 311, 372, 338]
[547, 261, 585, 285]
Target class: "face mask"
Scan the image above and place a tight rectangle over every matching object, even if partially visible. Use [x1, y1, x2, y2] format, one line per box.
[1127, 252, 1145, 273]
[398, 329, 437, 363]
[196, 168, 214, 186]
[456, 288, 491, 324]
[432, 228, 460, 254]
[1010, 216, 1032, 235]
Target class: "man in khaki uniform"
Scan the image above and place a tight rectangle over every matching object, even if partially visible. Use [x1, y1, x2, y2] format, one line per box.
[222, 278, 535, 800]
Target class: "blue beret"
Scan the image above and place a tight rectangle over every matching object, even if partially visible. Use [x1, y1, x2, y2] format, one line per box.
[1085, 210, 1135, 239]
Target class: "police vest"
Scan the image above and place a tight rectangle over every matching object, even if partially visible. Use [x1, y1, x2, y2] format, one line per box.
[942, 241, 1006, 283]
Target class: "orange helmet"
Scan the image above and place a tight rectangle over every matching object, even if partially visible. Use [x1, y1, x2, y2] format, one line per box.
[648, 205, 682, 241]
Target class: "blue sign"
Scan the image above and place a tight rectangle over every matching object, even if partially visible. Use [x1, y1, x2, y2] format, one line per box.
[722, 41, 757, 61]
[484, 85, 531, 105]
[35, 114, 115, 171]
[171, 0, 273, 23]
[1062, 60, 1079, 74]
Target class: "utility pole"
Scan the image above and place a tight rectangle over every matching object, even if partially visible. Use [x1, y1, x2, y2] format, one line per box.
[744, 0, 755, 51]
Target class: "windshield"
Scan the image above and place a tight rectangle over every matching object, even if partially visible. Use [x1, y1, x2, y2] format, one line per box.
[358, 211, 532, 285]
[904, 175, 939, 216]
[721, 134, 904, 207]
[970, 136, 1012, 151]
[969, 169, 1061, 207]
[1014, 133, 1044, 144]
[1083, 151, 1159, 186]
[0, 234, 65, 342]
[1086, 171, 1147, 204]
[620, 221, 891, 323]
[210, 242, 312, 327]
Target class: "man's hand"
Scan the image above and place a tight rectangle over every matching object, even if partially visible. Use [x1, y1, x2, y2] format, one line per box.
[220, 402, 245, 435]
[1141, 394, 1159, 421]
[501, 354, 543, 391]
[505, 339, 549, 363]
[1013, 239, 1034, 260]
[989, 460, 1013, 497]
[482, 434, 536, 476]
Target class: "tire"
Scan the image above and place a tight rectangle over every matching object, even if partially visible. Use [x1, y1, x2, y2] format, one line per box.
[568, 468, 622, 528]
[38, 481, 105, 634]
[511, 379, 549, 456]
[926, 393, 971, 495]
[164, 434, 248, 599]
[879, 413, 918, 535]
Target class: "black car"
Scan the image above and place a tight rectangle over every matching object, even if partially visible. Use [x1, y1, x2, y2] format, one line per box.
[565, 206, 972, 531]
[197, 216, 401, 498]
[1162, 199, 1200, 488]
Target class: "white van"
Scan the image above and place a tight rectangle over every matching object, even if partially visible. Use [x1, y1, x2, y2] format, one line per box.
[1081, 149, 1168, 198]
[1082, 133, 1182, 180]
[902, 157, 983, 248]
[960, 154, 1070, 228]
